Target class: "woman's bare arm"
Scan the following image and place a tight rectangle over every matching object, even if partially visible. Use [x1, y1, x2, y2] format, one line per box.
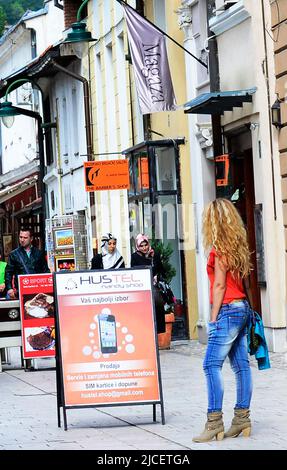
[210, 256, 227, 322]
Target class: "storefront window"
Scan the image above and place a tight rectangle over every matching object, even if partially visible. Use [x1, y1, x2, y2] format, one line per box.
[129, 201, 142, 250]
[143, 196, 152, 239]
[155, 147, 176, 191]
[155, 194, 182, 301]
[124, 139, 185, 312]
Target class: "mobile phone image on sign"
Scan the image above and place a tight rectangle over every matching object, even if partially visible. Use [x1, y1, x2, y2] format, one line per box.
[98, 312, 117, 354]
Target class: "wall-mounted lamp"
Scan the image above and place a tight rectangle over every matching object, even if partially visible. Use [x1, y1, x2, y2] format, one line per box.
[0, 101, 22, 128]
[271, 98, 282, 129]
[0, 77, 46, 242]
[62, 0, 97, 59]
[0, 78, 35, 127]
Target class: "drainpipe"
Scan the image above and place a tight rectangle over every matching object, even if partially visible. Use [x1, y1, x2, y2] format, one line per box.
[50, 60, 97, 243]
[55, 99, 64, 215]
[206, 0, 223, 158]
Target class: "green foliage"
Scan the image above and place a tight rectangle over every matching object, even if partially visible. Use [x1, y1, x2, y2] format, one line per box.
[0, 6, 6, 36]
[0, 0, 43, 30]
[152, 240, 176, 285]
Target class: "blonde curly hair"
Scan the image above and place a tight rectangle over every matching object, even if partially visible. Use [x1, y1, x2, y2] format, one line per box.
[202, 198, 252, 278]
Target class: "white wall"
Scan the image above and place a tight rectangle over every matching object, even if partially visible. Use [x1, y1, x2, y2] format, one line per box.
[0, 1, 64, 176]
[1, 114, 37, 173]
[25, 0, 64, 55]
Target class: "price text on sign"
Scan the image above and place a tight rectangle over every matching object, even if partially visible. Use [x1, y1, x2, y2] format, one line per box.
[84, 160, 130, 191]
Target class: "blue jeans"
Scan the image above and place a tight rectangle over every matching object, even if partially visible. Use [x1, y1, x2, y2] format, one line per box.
[203, 300, 252, 413]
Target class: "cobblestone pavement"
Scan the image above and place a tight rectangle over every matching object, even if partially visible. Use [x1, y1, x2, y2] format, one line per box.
[0, 340, 286, 450]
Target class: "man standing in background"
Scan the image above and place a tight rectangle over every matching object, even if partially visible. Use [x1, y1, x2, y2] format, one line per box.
[5, 227, 49, 299]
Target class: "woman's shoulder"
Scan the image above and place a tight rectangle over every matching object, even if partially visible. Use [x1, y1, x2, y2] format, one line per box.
[207, 247, 218, 266]
[92, 253, 102, 260]
[91, 253, 103, 269]
[131, 251, 149, 266]
[131, 251, 142, 262]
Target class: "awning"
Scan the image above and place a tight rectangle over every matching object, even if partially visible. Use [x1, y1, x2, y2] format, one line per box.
[184, 88, 257, 115]
[0, 175, 38, 204]
[12, 197, 42, 216]
[0, 43, 76, 98]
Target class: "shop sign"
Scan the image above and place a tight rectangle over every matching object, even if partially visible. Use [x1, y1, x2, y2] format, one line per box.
[215, 154, 230, 187]
[84, 160, 130, 191]
[19, 274, 55, 359]
[54, 268, 164, 420]
[138, 157, 149, 190]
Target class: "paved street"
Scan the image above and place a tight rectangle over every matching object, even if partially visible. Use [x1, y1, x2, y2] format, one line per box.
[0, 340, 286, 451]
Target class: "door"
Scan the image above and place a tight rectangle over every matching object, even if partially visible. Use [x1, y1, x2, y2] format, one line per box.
[226, 140, 262, 313]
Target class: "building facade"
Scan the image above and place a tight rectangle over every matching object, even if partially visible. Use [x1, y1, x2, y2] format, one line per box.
[271, 0, 287, 349]
[88, 0, 200, 339]
[0, 0, 64, 251]
[183, 0, 287, 352]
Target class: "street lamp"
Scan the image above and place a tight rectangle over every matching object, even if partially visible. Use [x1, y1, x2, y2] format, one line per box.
[62, 0, 97, 59]
[0, 78, 46, 246]
[0, 101, 22, 128]
[0, 78, 34, 128]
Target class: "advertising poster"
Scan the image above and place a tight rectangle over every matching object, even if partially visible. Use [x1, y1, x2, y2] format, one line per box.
[19, 274, 55, 359]
[54, 268, 161, 407]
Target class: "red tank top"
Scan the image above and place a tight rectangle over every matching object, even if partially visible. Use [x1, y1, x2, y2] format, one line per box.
[207, 247, 245, 305]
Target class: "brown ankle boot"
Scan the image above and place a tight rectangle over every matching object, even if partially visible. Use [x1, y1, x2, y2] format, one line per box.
[224, 408, 251, 438]
[192, 411, 224, 443]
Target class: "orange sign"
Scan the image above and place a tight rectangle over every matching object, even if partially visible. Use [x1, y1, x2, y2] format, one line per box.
[215, 154, 230, 187]
[54, 269, 162, 407]
[84, 160, 130, 191]
[138, 157, 149, 190]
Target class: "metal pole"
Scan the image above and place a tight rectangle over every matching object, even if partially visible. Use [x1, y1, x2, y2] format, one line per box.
[11, 106, 46, 246]
[77, 0, 89, 22]
[206, 0, 223, 158]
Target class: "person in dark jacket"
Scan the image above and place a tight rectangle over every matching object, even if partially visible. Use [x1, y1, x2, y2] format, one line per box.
[91, 233, 125, 270]
[5, 227, 50, 299]
[131, 234, 166, 334]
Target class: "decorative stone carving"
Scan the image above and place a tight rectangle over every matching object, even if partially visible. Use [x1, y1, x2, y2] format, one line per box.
[199, 49, 209, 68]
[196, 124, 214, 159]
[176, 5, 193, 39]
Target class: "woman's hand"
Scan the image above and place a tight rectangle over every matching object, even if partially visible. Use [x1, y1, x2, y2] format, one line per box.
[0, 283, 5, 292]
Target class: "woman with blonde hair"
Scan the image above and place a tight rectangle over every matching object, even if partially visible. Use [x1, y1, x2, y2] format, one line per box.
[193, 198, 253, 443]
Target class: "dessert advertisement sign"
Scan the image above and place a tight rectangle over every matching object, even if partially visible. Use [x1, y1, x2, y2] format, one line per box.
[19, 274, 55, 359]
[54, 269, 162, 408]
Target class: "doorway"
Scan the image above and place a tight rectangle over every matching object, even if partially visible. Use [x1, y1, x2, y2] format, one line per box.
[218, 128, 262, 313]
